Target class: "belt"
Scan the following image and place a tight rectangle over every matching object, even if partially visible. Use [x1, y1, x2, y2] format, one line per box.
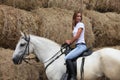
[76, 43, 86, 46]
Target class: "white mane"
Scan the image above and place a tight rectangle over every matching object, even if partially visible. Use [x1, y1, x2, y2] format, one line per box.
[29, 35, 61, 63]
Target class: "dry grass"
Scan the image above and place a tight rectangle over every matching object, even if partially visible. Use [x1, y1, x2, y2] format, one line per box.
[0, 5, 94, 49]
[84, 10, 120, 47]
[85, 0, 120, 13]
[0, 5, 41, 49]
[82, 16, 95, 47]
[0, 48, 47, 80]
[0, 5, 119, 49]
[32, 8, 73, 45]
[1, 0, 119, 13]
[48, 0, 86, 11]
[0, 0, 48, 11]
[32, 8, 95, 47]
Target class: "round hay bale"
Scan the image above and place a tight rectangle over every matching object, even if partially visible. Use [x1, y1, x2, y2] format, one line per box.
[32, 8, 94, 47]
[48, 0, 86, 11]
[0, 5, 94, 49]
[84, 10, 120, 47]
[0, 48, 47, 80]
[82, 16, 95, 47]
[32, 8, 73, 44]
[0, 5, 40, 49]
[0, 0, 48, 11]
[86, 0, 120, 13]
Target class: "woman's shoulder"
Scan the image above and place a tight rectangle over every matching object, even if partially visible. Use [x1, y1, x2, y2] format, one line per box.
[76, 22, 84, 28]
[77, 22, 84, 25]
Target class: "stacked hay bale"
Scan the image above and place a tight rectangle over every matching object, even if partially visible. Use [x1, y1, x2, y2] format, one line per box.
[0, 0, 48, 11]
[84, 10, 120, 47]
[32, 8, 73, 44]
[85, 0, 120, 13]
[0, 48, 47, 80]
[48, 0, 86, 11]
[0, 1, 120, 80]
[82, 16, 95, 47]
[32, 8, 95, 47]
[0, 3, 120, 49]
[0, 5, 41, 49]
[0, 5, 94, 49]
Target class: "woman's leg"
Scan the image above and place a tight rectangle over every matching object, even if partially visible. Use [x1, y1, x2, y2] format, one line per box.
[65, 44, 87, 60]
[66, 59, 76, 80]
[65, 44, 87, 80]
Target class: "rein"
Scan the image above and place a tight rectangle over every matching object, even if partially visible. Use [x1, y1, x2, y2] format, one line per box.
[44, 43, 70, 70]
[44, 50, 63, 70]
[21, 34, 65, 68]
[22, 35, 69, 71]
[43, 50, 61, 63]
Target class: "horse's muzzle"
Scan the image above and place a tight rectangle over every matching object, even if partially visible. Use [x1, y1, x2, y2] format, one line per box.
[12, 56, 22, 65]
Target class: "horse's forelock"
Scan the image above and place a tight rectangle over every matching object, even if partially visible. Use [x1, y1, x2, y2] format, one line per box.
[21, 34, 30, 42]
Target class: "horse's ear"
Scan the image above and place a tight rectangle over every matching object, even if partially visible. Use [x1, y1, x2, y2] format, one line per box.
[20, 31, 24, 36]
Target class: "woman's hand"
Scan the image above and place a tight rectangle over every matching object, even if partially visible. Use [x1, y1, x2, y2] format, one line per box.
[65, 40, 72, 45]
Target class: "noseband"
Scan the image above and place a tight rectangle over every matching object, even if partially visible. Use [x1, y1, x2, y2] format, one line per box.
[22, 34, 31, 63]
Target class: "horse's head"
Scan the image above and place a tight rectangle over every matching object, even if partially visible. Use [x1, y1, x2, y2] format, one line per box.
[12, 32, 34, 64]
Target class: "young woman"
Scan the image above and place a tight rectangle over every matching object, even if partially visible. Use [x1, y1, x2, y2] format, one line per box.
[65, 11, 87, 80]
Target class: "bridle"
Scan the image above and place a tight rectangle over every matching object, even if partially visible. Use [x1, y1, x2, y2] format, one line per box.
[20, 35, 86, 80]
[21, 34, 31, 63]
[21, 34, 71, 70]
[21, 34, 39, 65]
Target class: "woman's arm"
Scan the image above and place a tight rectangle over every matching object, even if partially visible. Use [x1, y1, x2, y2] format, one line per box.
[66, 28, 83, 44]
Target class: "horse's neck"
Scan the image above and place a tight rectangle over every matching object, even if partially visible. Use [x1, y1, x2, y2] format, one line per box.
[30, 35, 61, 63]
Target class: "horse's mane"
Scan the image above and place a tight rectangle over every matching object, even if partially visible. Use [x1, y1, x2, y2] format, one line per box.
[29, 34, 61, 47]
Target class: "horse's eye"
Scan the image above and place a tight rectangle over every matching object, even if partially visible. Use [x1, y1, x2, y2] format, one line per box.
[20, 43, 26, 47]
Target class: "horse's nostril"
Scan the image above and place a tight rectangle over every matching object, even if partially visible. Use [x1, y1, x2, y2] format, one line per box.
[12, 56, 23, 65]
[12, 58, 16, 64]
[12, 57, 18, 64]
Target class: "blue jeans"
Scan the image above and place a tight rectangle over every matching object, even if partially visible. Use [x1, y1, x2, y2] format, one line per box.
[65, 44, 87, 60]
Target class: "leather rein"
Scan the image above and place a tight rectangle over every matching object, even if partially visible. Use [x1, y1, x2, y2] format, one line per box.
[22, 35, 69, 71]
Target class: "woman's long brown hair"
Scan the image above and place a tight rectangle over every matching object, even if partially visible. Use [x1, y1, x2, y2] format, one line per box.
[72, 11, 82, 30]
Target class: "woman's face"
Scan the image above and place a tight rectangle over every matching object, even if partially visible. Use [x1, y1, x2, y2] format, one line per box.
[75, 13, 82, 22]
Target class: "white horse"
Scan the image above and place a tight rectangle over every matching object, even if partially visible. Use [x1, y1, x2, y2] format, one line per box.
[12, 32, 120, 80]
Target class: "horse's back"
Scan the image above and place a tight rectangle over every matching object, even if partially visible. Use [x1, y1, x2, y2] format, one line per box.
[99, 48, 120, 59]
[76, 52, 103, 80]
[99, 48, 120, 79]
